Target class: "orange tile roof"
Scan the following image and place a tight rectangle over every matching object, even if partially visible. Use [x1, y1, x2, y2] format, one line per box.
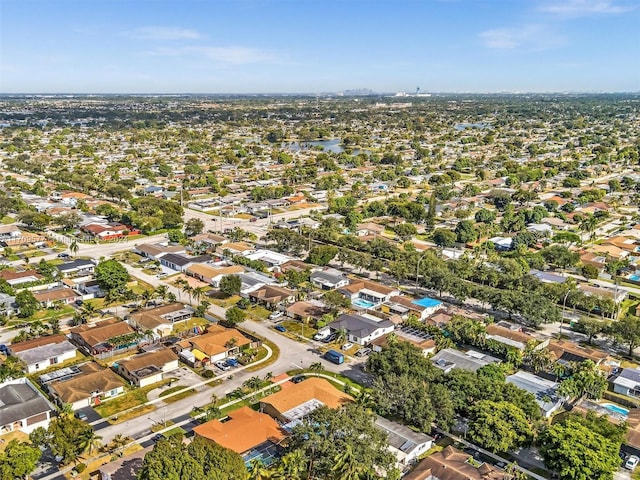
[189, 325, 251, 356]
[193, 406, 286, 454]
[260, 377, 352, 416]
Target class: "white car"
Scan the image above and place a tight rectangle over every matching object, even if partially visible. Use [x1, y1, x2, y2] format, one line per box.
[626, 455, 639, 470]
[215, 361, 231, 371]
[341, 342, 354, 351]
[269, 311, 284, 321]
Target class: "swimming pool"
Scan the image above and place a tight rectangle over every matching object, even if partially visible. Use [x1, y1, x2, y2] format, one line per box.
[630, 274, 640, 282]
[412, 297, 443, 308]
[601, 403, 629, 416]
[353, 298, 375, 308]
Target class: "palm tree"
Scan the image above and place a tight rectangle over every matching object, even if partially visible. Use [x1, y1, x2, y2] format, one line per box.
[243, 376, 263, 393]
[579, 214, 599, 244]
[108, 434, 129, 457]
[334, 328, 348, 345]
[309, 362, 323, 375]
[330, 444, 365, 480]
[276, 450, 307, 480]
[192, 286, 206, 304]
[79, 429, 103, 456]
[140, 289, 154, 308]
[249, 459, 274, 480]
[154, 285, 169, 303]
[70, 239, 79, 258]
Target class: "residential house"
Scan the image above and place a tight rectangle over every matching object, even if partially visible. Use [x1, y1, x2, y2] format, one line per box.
[238, 271, 277, 297]
[248, 285, 296, 308]
[193, 406, 286, 464]
[370, 325, 436, 356]
[218, 241, 256, 257]
[612, 368, 640, 398]
[45, 362, 125, 410]
[191, 233, 228, 250]
[70, 318, 137, 355]
[0, 269, 45, 287]
[310, 269, 349, 290]
[128, 303, 194, 338]
[33, 287, 79, 307]
[579, 283, 628, 304]
[159, 253, 212, 272]
[0, 292, 15, 316]
[486, 322, 542, 351]
[244, 250, 293, 271]
[355, 222, 386, 237]
[530, 269, 568, 285]
[186, 325, 254, 363]
[56, 259, 97, 277]
[338, 280, 399, 308]
[328, 313, 395, 346]
[260, 377, 352, 423]
[285, 301, 331, 323]
[375, 416, 433, 469]
[405, 445, 505, 480]
[81, 222, 140, 240]
[506, 371, 564, 418]
[9, 334, 77, 373]
[431, 348, 501, 373]
[547, 339, 609, 367]
[381, 296, 442, 321]
[117, 346, 179, 387]
[133, 243, 186, 261]
[0, 225, 22, 244]
[0, 377, 55, 434]
[185, 264, 244, 287]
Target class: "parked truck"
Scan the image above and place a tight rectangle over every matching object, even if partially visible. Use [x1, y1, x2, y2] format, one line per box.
[324, 349, 345, 365]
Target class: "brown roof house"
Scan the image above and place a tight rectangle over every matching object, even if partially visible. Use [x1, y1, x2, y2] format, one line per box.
[405, 445, 505, 480]
[548, 339, 609, 367]
[127, 303, 194, 337]
[45, 362, 125, 410]
[486, 322, 544, 351]
[338, 279, 400, 308]
[193, 406, 286, 462]
[248, 285, 296, 308]
[116, 346, 179, 387]
[33, 287, 79, 308]
[186, 324, 254, 363]
[260, 377, 352, 422]
[70, 318, 139, 355]
[185, 264, 244, 287]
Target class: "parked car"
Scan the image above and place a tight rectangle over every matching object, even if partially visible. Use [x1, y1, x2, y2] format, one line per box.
[74, 299, 84, 306]
[75, 412, 88, 421]
[0, 344, 8, 355]
[626, 455, 639, 470]
[269, 311, 284, 321]
[152, 433, 166, 443]
[313, 331, 330, 341]
[355, 347, 371, 357]
[291, 375, 305, 384]
[274, 325, 287, 333]
[341, 342, 354, 351]
[322, 333, 337, 343]
[225, 358, 239, 367]
[215, 361, 231, 371]
[57, 252, 70, 258]
[324, 349, 345, 365]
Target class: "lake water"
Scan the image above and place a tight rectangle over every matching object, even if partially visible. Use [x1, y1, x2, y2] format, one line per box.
[282, 138, 344, 153]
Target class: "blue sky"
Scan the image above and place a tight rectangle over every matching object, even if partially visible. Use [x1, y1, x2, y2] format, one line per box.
[1, 0, 639, 93]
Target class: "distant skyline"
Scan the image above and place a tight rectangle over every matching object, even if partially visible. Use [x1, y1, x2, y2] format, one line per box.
[1, 0, 639, 93]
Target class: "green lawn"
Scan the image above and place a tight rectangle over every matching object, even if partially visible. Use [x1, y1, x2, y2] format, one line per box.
[246, 305, 272, 321]
[16, 305, 76, 324]
[94, 380, 171, 418]
[128, 277, 155, 294]
[159, 386, 197, 403]
[279, 320, 317, 340]
[173, 317, 211, 335]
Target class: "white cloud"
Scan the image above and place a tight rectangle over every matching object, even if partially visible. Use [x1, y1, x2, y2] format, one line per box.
[480, 24, 566, 50]
[538, 0, 635, 16]
[147, 46, 277, 65]
[126, 26, 204, 40]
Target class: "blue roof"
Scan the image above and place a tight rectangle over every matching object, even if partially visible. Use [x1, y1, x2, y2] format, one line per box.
[412, 297, 442, 308]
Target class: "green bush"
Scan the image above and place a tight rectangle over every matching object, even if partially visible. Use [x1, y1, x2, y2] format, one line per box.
[202, 369, 215, 379]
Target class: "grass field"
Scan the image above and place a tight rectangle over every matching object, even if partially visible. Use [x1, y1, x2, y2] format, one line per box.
[94, 380, 171, 418]
[159, 385, 197, 403]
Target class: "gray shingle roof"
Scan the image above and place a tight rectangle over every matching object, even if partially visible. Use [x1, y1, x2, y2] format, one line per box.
[0, 379, 54, 426]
